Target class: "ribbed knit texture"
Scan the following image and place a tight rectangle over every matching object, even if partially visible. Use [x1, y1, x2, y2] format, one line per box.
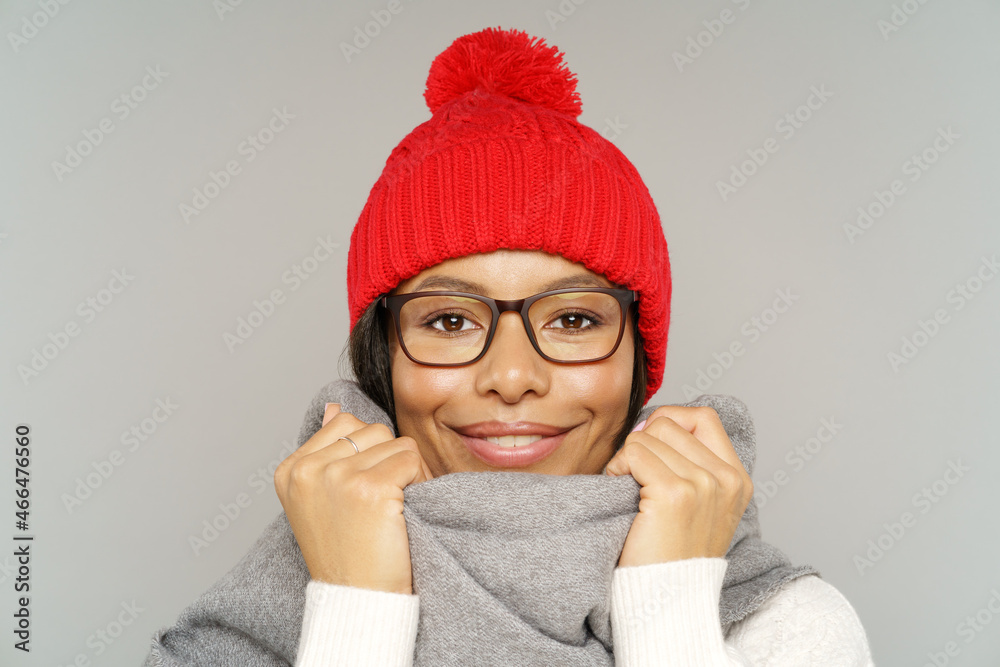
[295, 581, 419, 666]
[611, 559, 732, 665]
[294, 560, 876, 666]
[346, 28, 672, 400]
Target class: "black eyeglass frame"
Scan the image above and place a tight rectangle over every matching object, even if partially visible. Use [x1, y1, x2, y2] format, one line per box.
[379, 287, 638, 367]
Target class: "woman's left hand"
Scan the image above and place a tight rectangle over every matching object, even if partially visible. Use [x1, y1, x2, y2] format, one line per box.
[604, 406, 754, 567]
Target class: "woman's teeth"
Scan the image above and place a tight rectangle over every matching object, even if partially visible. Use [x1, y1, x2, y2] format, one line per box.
[484, 435, 546, 448]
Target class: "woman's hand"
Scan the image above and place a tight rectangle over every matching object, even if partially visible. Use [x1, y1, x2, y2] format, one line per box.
[274, 403, 434, 595]
[604, 406, 753, 567]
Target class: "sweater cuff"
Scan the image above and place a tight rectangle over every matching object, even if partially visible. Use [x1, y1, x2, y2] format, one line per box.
[295, 580, 419, 666]
[611, 558, 731, 666]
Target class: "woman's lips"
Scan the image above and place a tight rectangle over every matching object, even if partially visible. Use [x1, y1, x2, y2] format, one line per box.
[457, 430, 570, 468]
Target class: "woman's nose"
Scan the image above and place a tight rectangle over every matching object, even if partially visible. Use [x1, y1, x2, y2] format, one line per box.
[475, 312, 549, 400]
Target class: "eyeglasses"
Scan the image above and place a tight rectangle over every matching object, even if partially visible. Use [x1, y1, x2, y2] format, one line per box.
[379, 288, 637, 366]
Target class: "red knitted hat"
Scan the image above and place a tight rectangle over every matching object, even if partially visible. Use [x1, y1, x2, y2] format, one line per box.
[347, 27, 671, 401]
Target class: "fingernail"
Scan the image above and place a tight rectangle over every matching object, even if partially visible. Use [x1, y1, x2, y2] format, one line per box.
[323, 403, 341, 427]
[630, 419, 647, 433]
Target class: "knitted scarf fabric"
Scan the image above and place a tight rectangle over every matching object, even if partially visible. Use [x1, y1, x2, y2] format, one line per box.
[144, 380, 818, 666]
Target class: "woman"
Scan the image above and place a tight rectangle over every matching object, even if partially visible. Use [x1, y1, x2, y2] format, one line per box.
[146, 27, 873, 665]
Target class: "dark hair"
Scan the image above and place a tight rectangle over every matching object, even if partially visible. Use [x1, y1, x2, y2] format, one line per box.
[338, 299, 647, 455]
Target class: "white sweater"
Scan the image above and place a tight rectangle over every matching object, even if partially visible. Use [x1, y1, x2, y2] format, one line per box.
[294, 557, 875, 665]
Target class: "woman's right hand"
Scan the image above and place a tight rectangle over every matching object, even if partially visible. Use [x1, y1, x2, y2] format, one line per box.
[274, 403, 434, 595]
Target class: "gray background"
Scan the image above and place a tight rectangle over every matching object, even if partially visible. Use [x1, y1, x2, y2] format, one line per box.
[2, 0, 998, 665]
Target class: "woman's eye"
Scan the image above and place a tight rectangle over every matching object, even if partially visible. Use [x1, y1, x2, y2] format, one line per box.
[430, 314, 476, 332]
[549, 312, 597, 329]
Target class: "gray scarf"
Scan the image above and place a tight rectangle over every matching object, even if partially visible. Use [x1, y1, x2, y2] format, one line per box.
[144, 380, 818, 666]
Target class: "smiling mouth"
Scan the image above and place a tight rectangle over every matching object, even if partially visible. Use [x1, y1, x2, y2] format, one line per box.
[455, 430, 572, 468]
[483, 435, 545, 448]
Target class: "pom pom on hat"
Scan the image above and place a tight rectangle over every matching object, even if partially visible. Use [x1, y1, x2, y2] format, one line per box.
[424, 27, 582, 118]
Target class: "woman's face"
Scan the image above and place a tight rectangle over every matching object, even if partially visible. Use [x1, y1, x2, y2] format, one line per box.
[388, 249, 635, 477]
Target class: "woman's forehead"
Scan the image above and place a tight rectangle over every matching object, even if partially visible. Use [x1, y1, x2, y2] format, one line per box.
[394, 250, 619, 296]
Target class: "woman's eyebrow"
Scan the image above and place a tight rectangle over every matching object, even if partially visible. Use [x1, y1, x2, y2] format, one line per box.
[410, 274, 608, 294]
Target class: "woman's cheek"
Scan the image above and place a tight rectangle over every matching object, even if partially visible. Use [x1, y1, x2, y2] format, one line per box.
[393, 365, 467, 432]
[565, 363, 630, 407]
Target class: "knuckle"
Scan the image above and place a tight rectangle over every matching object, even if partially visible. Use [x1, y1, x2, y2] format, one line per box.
[648, 414, 676, 428]
[372, 422, 394, 441]
[694, 405, 720, 421]
[396, 435, 419, 450]
[668, 480, 699, 507]
[716, 465, 752, 505]
[621, 440, 645, 457]
[323, 459, 349, 484]
[328, 411, 364, 430]
[715, 465, 743, 489]
[274, 459, 296, 488]
[689, 468, 716, 489]
[288, 458, 324, 486]
[397, 448, 422, 466]
[647, 407, 673, 422]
